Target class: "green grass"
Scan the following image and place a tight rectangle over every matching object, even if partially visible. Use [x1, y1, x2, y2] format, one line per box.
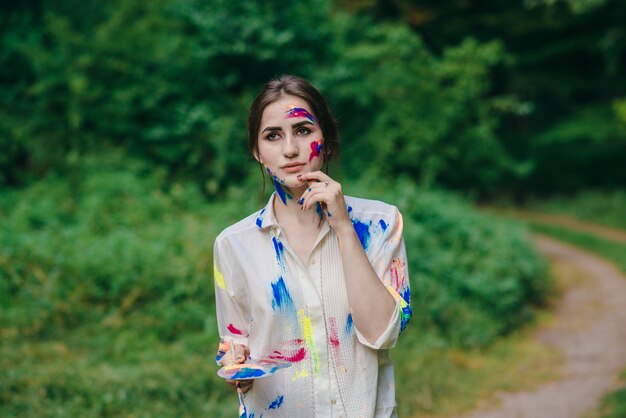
[526, 223, 626, 274]
[590, 370, 626, 418]
[527, 190, 626, 231]
[393, 321, 562, 417]
[0, 327, 236, 418]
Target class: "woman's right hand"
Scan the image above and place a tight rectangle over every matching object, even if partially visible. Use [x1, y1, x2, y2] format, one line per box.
[217, 340, 253, 393]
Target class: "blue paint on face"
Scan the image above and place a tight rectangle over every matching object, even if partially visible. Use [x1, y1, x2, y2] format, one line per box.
[345, 313, 353, 335]
[352, 219, 371, 250]
[379, 219, 388, 231]
[271, 276, 295, 312]
[268, 395, 284, 409]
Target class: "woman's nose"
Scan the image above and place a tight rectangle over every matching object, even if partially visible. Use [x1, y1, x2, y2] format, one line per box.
[282, 135, 299, 157]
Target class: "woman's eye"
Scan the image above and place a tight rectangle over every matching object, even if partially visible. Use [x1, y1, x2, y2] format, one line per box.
[296, 127, 311, 135]
[265, 132, 281, 141]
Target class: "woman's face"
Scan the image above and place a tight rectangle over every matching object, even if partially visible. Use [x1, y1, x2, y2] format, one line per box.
[256, 95, 324, 189]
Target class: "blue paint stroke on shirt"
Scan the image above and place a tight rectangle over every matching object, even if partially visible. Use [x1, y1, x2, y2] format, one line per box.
[271, 276, 295, 312]
[345, 313, 353, 335]
[272, 236, 286, 270]
[379, 219, 388, 231]
[256, 208, 266, 229]
[268, 395, 284, 409]
[352, 219, 371, 250]
[347, 205, 353, 213]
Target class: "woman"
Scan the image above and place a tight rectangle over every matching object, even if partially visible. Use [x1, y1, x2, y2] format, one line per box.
[213, 75, 411, 417]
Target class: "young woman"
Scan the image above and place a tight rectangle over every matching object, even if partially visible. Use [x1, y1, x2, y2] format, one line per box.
[213, 75, 411, 418]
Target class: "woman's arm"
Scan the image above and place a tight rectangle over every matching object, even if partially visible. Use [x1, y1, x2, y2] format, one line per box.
[298, 172, 400, 345]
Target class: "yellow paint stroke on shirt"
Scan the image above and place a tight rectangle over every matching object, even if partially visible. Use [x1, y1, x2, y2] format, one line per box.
[298, 308, 319, 376]
[292, 366, 309, 381]
[214, 262, 226, 290]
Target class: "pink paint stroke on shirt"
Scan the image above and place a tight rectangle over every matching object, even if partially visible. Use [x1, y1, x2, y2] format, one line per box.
[308, 140, 323, 162]
[390, 258, 406, 291]
[269, 347, 307, 363]
[227, 323, 246, 336]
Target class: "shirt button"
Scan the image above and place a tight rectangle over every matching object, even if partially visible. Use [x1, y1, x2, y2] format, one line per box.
[310, 258, 317, 265]
[331, 399, 337, 405]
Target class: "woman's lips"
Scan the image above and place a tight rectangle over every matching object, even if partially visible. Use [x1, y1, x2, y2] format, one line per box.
[281, 164, 305, 173]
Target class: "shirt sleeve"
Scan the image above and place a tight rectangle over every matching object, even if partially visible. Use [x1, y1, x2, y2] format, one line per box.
[353, 206, 412, 349]
[213, 236, 250, 365]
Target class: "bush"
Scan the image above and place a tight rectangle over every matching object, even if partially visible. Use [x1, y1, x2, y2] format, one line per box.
[347, 179, 551, 347]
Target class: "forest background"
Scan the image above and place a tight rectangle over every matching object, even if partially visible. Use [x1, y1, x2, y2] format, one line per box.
[1, 0, 625, 417]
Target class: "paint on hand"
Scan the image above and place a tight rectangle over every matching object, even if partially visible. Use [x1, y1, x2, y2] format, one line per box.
[285, 107, 316, 124]
[298, 309, 319, 376]
[271, 276, 295, 313]
[268, 395, 284, 410]
[214, 262, 226, 290]
[228, 323, 247, 336]
[216, 338, 230, 364]
[308, 140, 323, 162]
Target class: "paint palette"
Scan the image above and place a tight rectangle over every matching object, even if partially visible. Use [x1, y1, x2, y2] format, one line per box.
[218, 358, 292, 381]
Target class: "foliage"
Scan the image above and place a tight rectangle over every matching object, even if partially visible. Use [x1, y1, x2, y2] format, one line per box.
[348, 179, 551, 347]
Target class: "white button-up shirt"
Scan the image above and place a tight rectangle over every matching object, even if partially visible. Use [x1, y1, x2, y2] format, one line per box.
[214, 193, 411, 418]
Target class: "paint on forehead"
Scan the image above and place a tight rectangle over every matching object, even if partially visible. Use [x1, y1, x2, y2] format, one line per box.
[285, 106, 316, 124]
[308, 140, 323, 162]
[271, 276, 295, 313]
[268, 395, 284, 410]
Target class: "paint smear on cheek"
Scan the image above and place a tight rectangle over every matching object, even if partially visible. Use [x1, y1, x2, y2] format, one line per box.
[308, 140, 323, 162]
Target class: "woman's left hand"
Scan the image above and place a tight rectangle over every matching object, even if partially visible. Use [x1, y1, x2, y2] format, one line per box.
[297, 171, 352, 233]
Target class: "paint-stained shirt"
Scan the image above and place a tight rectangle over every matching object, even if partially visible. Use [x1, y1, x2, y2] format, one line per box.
[213, 193, 412, 418]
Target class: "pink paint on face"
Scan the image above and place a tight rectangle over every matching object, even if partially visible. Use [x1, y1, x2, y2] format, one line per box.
[308, 140, 323, 162]
[227, 323, 246, 336]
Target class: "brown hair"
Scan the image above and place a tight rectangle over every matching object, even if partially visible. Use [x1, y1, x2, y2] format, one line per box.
[247, 75, 339, 180]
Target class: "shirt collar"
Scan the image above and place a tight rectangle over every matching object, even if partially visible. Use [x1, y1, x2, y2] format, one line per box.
[255, 192, 279, 230]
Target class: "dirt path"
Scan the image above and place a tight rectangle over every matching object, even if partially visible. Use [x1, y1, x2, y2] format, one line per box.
[453, 235, 626, 418]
